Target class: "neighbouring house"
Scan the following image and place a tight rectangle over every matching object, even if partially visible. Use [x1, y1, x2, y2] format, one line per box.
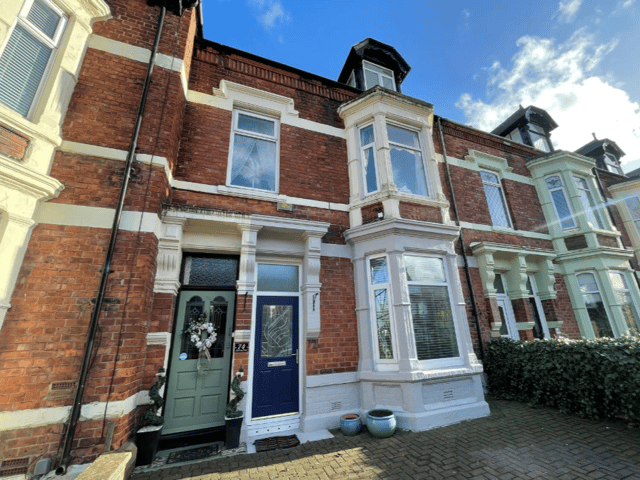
[1, 0, 639, 477]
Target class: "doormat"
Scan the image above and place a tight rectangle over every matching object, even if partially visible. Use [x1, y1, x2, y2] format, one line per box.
[254, 434, 300, 453]
[166, 444, 219, 464]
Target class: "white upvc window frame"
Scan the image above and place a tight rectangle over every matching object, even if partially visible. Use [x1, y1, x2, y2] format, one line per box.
[608, 270, 640, 333]
[359, 123, 379, 195]
[362, 60, 396, 91]
[573, 175, 604, 229]
[527, 275, 551, 339]
[0, 0, 68, 119]
[480, 169, 512, 229]
[527, 123, 551, 152]
[545, 175, 576, 230]
[386, 121, 429, 197]
[404, 253, 462, 368]
[367, 254, 397, 364]
[576, 271, 616, 338]
[227, 109, 280, 193]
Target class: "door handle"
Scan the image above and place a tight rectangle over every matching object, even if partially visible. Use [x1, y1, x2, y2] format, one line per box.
[292, 349, 299, 364]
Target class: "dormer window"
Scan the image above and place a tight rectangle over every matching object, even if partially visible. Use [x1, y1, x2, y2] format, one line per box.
[527, 124, 550, 152]
[363, 61, 395, 90]
[604, 153, 623, 175]
[506, 128, 523, 144]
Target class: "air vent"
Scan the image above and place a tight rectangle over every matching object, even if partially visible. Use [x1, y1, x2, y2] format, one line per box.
[1, 457, 29, 476]
[51, 381, 75, 391]
[331, 401, 342, 411]
[443, 389, 454, 400]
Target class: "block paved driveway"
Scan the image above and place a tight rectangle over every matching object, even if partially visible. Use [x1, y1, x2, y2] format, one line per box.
[132, 400, 640, 479]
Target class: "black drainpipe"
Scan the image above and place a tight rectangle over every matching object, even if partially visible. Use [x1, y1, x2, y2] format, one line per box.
[57, 4, 167, 473]
[436, 117, 485, 359]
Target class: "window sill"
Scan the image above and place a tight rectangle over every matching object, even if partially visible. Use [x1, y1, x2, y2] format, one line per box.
[219, 184, 279, 201]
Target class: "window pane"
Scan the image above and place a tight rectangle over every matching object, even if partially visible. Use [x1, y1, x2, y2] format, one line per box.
[0, 25, 52, 116]
[364, 69, 378, 88]
[382, 76, 394, 89]
[545, 176, 563, 189]
[183, 256, 238, 287]
[575, 177, 603, 229]
[390, 147, 427, 196]
[625, 197, 640, 220]
[508, 128, 523, 144]
[483, 183, 511, 228]
[261, 305, 292, 357]
[374, 288, 393, 359]
[28, 0, 61, 39]
[577, 273, 598, 292]
[409, 285, 459, 360]
[493, 274, 505, 294]
[363, 147, 377, 193]
[609, 272, 640, 331]
[257, 264, 298, 292]
[480, 171, 499, 184]
[405, 256, 445, 282]
[387, 124, 419, 148]
[237, 113, 274, 136]
[550, 189, 575, 229]
[498, 305, 509, 336]
[370, 257, 389, 284]
[530, 132, 550, 152]
[577, 273, 614, 338]
[230, 134, 276, 190]
[360, 125, 374, 145]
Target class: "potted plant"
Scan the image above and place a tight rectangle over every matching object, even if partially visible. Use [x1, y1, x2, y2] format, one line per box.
[136, 368, 165, 466]
[366, 409, 396, 438]
[224, 368, 245, 449]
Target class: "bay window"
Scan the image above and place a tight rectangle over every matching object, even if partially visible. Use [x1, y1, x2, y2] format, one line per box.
[609, 271, 640, 332]
[228, 110, 279, 192]
[574, 176, 604, 229]
[0, 0, 67, 117]
[368, 256, 394, 360]
[405, 255, 459, 361]
[359, 124, 378, 194]
[576, 272, 614, 338]
[624, 196, 640, 237]
[545, 175, 576, 229]
[388, 124, 428, 196]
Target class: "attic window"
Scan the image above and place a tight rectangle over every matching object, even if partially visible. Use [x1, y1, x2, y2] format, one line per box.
[527, 124, 550, 152]
[604, 153, 623, 175]
[506, 128, 523, 144]
[363, 61, 395, 90]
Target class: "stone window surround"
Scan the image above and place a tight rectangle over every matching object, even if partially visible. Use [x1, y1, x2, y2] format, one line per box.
[338, 87, 449, 228]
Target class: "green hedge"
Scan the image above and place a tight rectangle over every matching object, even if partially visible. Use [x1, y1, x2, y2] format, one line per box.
[484, 335, 640, 422]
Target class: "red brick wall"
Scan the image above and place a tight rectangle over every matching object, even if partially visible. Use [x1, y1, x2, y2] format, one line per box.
[307, 257, 358, 375]
[0, 123, 29, 161]
[361, 202, 383, 224]
[189, 41, 355, 128]
[50, 153, 170, 213]
[550, 273, 581, 339]
[502, 179, 548, 234]
[399, 201, 442, 223]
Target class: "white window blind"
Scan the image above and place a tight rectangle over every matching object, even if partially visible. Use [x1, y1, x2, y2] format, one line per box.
[0, 0, 66, 117]
[405, 256, 459, 361]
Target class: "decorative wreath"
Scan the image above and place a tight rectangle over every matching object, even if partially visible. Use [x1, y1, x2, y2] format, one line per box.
[187, 314, 217, 360]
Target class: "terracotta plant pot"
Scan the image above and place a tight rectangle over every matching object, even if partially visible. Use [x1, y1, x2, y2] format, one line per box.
[366, 409, 396, 438]
[340, 413, 362, 436]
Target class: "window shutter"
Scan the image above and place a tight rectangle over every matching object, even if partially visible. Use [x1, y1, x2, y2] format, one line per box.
[0, 25, 52, 116]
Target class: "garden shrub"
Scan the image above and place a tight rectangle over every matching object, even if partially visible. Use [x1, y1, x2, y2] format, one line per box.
[484, 334, 640, 422]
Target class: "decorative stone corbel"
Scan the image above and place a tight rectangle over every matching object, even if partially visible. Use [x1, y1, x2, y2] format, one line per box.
[153, 217, 187, 295]
[236, 223, 262, 295]
[474, 249, 496, 297]
[535, 258, 557, 301]
[302, 231, 323, 339]
[506, 254, 529, 300]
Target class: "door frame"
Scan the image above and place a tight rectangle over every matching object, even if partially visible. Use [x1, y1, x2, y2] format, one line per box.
[245, 260, 303, 428]
[162, 253, 239, 438]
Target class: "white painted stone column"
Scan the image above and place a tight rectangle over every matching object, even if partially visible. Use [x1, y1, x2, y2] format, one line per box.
[302, 232, 323, 339]
[0, 213, 36, 331]
[236, 223, 261, 343]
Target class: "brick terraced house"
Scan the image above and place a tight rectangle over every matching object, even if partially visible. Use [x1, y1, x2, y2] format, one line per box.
[1, 0, 639, 476]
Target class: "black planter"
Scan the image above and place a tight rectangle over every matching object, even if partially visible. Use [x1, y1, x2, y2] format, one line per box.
[135, 425, 163, 466]
[224, 415, 243, 449]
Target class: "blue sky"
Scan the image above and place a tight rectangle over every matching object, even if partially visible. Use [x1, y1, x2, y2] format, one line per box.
[203, 0, 640, 171]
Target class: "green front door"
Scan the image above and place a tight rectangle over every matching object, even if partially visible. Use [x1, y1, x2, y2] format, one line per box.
[163, 290, 235, 435]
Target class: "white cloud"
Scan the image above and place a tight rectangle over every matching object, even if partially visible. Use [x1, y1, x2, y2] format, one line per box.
[457, 31, 640, 168]
[554, 0, 583, 23]
[253, 1, 290, 30]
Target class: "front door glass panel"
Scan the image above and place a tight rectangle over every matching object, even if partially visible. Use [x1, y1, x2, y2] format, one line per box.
[261, 305, 293, 357]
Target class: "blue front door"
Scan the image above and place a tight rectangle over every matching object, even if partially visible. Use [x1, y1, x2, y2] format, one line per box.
[252, 296, 299, 419]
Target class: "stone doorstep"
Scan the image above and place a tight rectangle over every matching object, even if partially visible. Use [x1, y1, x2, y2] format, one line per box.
[76, 443, 137, 480]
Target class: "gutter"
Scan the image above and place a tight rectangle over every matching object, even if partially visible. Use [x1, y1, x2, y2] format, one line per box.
[57, 3, 168, 473]
[436, 117, 485, 359]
